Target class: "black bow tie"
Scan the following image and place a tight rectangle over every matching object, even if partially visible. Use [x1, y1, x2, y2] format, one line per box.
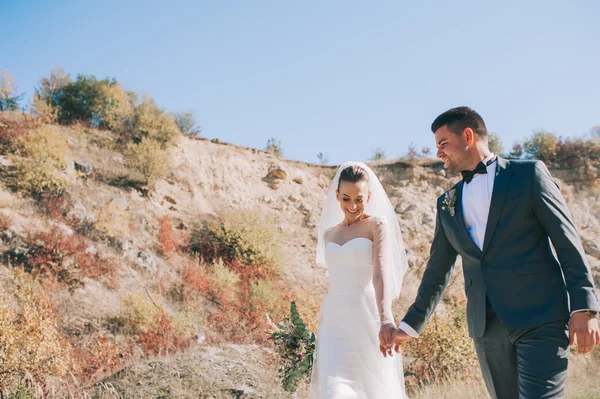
[461, 157, 496, 184]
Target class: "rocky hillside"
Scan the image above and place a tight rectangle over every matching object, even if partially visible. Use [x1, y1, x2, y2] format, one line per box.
[1, 115, 599, 398]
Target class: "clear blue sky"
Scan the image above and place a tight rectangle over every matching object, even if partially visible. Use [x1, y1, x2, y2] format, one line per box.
[2, 0, 599, 164]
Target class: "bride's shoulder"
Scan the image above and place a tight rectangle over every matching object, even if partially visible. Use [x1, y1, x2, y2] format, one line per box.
[367, 215, 387, 225]
[366, 216, 387, 231]
[324, 225, 339, 241]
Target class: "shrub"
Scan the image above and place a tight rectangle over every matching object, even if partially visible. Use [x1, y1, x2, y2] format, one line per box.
[555, 136, 600, 165]
[181, 210, 287, 344]
[316, 152, 329, 165]
[265, 137, 283, 158]
[371, 147, 387, 161]
[33, 69, 136, 131]
[180, 257, 210, 302]
[137, 310, 189, 356]
[0, 212, 12, 232]
[118, 293, 161, 333]
[0, 269, 74, 391]
[406, 144, 419, 160]
[250, 279, 285, 319]
[173, 110, 201, 137]
[487, 132, 503, 155]
[206, 267, 287, 344]
[178, 255, 285, 344]
[403, 307, 478, 388]
[30, 92, 58, 123]
[509, 131, 600, 167]
[51, 74, 134, 130]
[39, 191, 69, 220]
[95, 81, 135, 131]
[158, 215, 178, 257]
[55, 74, 106, 125]
[32, 67, 70, 124]
[94, 200, 131, 241]
[189, 210, 283, 280]
[10, 226, 118, 288]
[121, 96, 181, 148]
[116, 293, 189, 357]
[0, 115, 30, 154]
[522, 130, 558, 162]
[73, 334, 132, 382]
[206, 258, 240, 303]
[125, 137, 170, 186]
[11, 126, 69, 198]
[507, 142, 524, 159]
[0, 70, 24, 111]
[35, 67, 71, 105]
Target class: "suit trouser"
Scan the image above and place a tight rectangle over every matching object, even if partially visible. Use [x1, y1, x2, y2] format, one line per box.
[473, 298, 570, 399]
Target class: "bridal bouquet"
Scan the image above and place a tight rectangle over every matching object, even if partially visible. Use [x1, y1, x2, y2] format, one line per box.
[269, 301, 316, 393]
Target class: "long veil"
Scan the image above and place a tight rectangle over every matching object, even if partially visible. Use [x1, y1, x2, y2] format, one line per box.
[315, 161, 409, 299]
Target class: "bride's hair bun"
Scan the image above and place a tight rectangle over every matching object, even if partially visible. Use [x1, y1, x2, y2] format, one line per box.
[338, 165, 369, 188]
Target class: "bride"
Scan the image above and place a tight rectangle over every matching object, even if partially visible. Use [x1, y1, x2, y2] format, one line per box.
[309, 162, 409, 398]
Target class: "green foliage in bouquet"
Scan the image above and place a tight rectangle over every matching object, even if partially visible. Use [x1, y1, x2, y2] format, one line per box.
[270, 301, 316, 393]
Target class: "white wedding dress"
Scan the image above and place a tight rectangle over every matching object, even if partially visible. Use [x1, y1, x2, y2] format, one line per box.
[309, 217, 407, 399]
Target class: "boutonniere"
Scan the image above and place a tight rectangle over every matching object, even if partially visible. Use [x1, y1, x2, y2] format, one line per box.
[442, 188, 457, 216]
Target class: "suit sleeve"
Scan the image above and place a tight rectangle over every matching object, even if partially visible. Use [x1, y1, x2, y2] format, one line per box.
[402, 201, 459, 334]
[532, 161, 600, 312]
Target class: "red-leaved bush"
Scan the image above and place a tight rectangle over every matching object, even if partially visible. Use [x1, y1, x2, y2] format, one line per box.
[72, 334, 132, 382]
[158, 215, 179, 257]
[137, 310, 189, 356]
[11, 226, 118, 288]
[0, 114, 37, 154]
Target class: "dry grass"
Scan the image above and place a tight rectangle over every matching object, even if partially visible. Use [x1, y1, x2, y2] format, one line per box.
[87, 345, 290, 399]
[410, 348, 600, 399]
[94, 200, 131, 241]
[67, 125, 144, 190]
[403, 307, 479, 390]
[0, 268, 74, 393]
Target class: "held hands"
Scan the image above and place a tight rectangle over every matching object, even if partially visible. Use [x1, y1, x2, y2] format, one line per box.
[378, 323, 396, 357]
[569, 312, 600, 354]
[378, 324, 413, 358]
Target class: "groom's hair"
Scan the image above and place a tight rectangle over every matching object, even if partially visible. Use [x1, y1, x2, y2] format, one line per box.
[431, 106, 488, 139]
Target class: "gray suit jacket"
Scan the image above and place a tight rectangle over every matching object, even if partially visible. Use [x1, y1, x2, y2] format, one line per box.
[403, 157, 600, 338]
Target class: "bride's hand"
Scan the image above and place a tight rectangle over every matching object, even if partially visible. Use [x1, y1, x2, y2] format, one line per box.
[378, 323, 396, 357]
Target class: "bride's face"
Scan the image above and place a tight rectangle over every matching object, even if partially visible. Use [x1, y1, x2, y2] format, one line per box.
[336, 180, 370, 222]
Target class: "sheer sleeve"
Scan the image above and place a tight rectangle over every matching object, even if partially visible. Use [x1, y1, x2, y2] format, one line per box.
[371, 217, 395, 327]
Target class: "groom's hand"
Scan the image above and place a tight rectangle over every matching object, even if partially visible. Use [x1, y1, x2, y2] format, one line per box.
[379, 323, 396, 357]
[569, 312, 600, 354]
[391, 328, 412, 352]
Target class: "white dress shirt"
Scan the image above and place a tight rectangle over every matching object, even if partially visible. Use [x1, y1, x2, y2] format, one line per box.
[462, 153, 497, 250]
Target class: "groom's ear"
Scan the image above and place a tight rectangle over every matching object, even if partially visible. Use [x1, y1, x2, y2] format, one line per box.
[464, 127, 475, 145]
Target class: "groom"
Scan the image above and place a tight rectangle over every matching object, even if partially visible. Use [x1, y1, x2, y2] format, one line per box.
[390, 107, 600, 398]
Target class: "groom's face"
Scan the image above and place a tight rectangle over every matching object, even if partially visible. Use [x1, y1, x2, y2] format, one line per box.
[434, 125, 470, 174]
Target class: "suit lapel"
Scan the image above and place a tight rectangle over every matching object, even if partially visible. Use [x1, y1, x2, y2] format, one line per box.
[454, 181, 482, 255]
[481, 157, 512, 257]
